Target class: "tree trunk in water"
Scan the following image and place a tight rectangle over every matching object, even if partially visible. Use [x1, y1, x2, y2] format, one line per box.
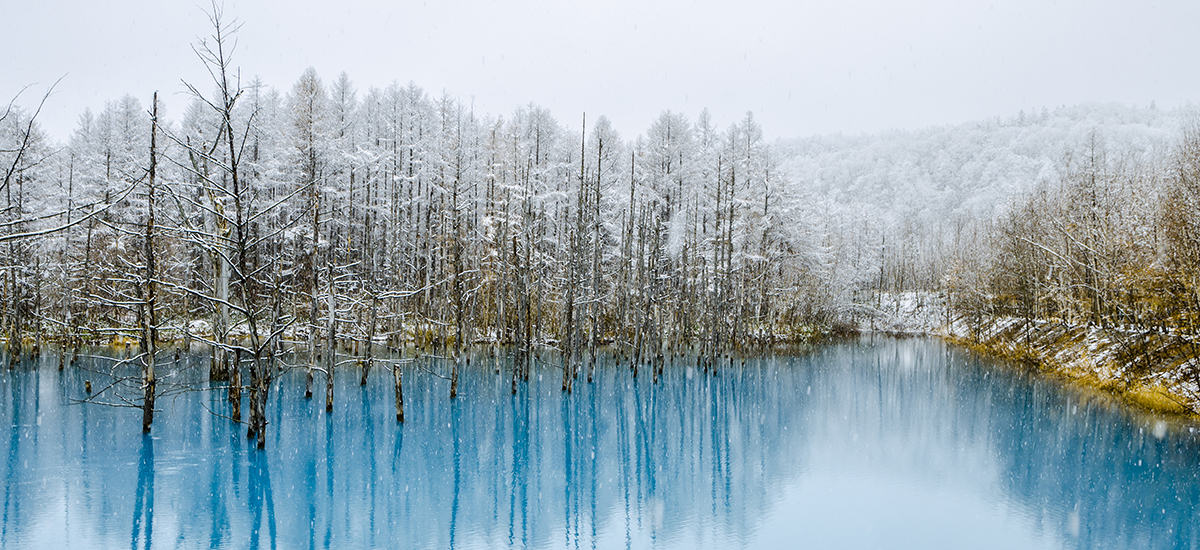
[141, 346, 155, 433]
[562, 239, 576, 393]
[511, 235, 523, 394]
[361, 299, 376, 387]
[210, 248, 230, 382]
[253, 348, 274, 449]
[257, 370, 269, 449]
[325, 263, 335, 413]
[246, 355, 260, 441]
[229, 351, 241, 423]
[393, 363, 404, 422]
[140, 95, 160, 433]
[7, 269, 19, 368]
[325, 367, 334, 413]
[511, 346, 519, 395]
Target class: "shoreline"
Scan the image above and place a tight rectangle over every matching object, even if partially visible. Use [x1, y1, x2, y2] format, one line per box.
[12, 310, 1198, 421]
[942, 317, 1199, 418]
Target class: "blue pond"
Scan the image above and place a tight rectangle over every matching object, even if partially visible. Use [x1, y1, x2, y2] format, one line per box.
[2, 337, 1199, 549]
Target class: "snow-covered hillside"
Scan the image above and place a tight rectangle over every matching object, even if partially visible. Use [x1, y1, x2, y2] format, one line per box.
[774, 103, 1192, 293]
[778, 103, 1187, 224]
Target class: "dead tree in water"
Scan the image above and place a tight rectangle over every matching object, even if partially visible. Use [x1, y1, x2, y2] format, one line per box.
[324, 261, 335, 412]
[174, 3, 296, 448]
[360, 294, 378, 386]
[139, 93, 161, 432]
[298, 70, 324, 402]
[393, 356, 405, 422]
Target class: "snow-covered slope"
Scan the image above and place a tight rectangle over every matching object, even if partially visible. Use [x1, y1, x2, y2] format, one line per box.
[773, 103, 1192, 292]
[778, 103, 1186, 224]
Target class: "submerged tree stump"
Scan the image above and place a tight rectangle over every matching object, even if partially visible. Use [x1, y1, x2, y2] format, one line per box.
[393, 363, 404, 422]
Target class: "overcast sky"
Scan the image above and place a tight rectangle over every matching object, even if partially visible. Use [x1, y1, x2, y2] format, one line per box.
[4, 0, 1199, 143]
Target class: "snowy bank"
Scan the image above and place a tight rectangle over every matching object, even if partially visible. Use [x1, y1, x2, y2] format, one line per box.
[946, 317, 1200, 416]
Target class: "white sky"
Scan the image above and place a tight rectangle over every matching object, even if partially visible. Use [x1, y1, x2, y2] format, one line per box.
[4, 0, 1199, 143]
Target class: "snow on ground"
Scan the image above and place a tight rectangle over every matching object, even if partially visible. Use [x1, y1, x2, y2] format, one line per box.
[950, 315, 1200, 414]
[858, 291, 950, 335]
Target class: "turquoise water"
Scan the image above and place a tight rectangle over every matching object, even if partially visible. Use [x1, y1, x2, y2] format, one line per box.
[1, 337, 1198, 549]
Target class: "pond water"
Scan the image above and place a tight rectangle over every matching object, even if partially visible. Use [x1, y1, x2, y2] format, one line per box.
[1, 336, 1198, 549]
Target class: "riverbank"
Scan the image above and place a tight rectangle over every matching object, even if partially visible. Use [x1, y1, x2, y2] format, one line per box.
[942, 317, 1200, 417]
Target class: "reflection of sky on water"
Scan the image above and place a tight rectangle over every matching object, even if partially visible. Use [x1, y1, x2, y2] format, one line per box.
[1, 337, 1198, 549]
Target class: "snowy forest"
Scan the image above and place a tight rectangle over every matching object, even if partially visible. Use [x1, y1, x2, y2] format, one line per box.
[3, 13, 1200, 439]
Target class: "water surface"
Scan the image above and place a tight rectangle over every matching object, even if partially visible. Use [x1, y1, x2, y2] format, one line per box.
[1, 337, 1197, 549]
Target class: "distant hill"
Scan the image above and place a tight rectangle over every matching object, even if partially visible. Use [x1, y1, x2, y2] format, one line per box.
[773, 103, 1193, 291]
[776, 103, 1189, 226]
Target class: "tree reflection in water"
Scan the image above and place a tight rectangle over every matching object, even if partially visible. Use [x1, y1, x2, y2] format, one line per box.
[0, 339, 1197, 549]
[130, 435, 153, 550]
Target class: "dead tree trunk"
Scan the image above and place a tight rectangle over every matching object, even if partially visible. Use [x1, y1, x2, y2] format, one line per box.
[361, 295, 377, 386]
[325, 262, 335, 413]
[393, 359, 405, 422]
[229, 349, 242, 423]
[141, 92, 160, 433]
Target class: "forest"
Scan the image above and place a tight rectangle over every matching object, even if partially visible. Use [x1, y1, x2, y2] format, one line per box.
[2, 12, 1199, 445]
[946, 121, 1200, 410]
[0, 14, 844, 444]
